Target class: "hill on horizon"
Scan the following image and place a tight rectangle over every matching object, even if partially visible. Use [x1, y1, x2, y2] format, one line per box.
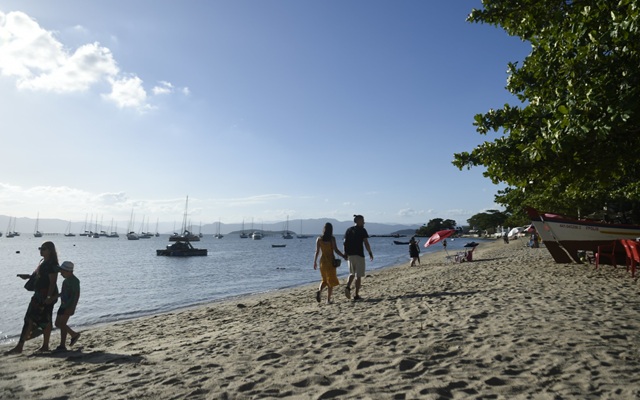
[0, 215, 422, 236]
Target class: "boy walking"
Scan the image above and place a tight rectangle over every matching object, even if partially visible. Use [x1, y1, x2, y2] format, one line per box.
[54, 261, 80, 351]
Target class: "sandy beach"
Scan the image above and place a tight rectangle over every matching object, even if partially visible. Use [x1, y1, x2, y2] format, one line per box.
[2, 239, 640, 399]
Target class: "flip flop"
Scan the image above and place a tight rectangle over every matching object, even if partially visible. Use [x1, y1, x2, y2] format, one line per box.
[70, 333, 80, 346]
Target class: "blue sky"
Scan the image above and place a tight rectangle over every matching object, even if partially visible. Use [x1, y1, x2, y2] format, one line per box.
[0, 1, 530, 227]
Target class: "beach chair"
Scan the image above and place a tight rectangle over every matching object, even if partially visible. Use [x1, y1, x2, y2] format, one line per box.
[594, 240, 617, 270]
[454, 251, 466, 263]
[620, 240, 633, 274]
[454, 246, 477, 263]
[465, 246, 477, 261]
[625, 240, 640, 278]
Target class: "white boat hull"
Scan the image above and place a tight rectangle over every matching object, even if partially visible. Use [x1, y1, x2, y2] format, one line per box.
[527, 207, 640, 263]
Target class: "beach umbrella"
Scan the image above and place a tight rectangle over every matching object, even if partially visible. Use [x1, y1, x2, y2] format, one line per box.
[508, 227, 523, 238]
[424, 229, 456, 248]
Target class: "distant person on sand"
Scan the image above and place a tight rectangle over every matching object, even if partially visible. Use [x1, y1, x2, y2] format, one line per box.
[5, 241, 59, 355]
[343, 215, 373, 301]
[409, 237, 420, 266]
[54, 261, 81, 352]
[313, 223, 347, 304]
[529, 232, 539, 248]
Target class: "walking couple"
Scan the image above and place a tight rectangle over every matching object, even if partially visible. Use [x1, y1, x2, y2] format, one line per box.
[314, 215, 373, 303]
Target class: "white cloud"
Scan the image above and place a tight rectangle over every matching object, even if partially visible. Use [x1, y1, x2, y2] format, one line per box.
[0, 11, 64, 77]
[152, 80, 173, 95]
[103, 75, 152, 110]
[72, 24, 88, 34]
[397, 208, 425, 218]
[0, 10, 176, 112]
[18, 42, 119, 92]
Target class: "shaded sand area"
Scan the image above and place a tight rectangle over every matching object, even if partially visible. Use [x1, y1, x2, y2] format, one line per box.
[2, 240, 640, 399]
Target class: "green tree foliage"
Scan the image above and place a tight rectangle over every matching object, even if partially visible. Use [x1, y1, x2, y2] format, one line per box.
[467, 210, 509, 233]
[453, 0, 640, 222]
[416, 218, 457, 237]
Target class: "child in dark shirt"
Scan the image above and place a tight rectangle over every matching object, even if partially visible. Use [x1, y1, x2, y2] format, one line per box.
[54, 261, 81, 351]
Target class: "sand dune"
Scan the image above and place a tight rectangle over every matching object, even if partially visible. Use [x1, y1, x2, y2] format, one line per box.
[2, 239, 640, 399]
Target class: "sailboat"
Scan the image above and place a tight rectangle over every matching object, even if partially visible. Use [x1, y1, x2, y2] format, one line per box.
[33, 213, 43, 237]
[139, 216, 152, 239]
[214, 219, 224, 239]
[5, 216, 18, 238]
[168, 197, 200, 242]
[240, 219, 249, 239]
[126, 209, 139, 240]
[105, 219, 119, 238]
[64, 221, 76, 237]
[91, 215, 100, 238]
[297, 219, 310, 238]
[251, 219, 263, 240]
[282, 216, 293, 239]
[157, 196, 207, 256]
[79, 214, 89, 236]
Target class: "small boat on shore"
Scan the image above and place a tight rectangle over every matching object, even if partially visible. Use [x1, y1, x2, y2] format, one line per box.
[526, 207, 640, 264]
[272, 244, 286, 248]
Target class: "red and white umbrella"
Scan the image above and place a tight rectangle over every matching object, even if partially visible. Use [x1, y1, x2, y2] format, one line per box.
[424, 229, 456, 248]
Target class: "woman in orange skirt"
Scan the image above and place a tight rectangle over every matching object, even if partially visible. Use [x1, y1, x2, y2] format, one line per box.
[313, 223, 347, 304]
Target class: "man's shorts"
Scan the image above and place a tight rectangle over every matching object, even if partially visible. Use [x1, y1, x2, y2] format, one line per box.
[348, 255, 366, 278]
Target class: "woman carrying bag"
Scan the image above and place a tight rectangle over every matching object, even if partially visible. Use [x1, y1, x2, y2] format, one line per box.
[6, 241, 60, 354]
[313, 223, 347, 304]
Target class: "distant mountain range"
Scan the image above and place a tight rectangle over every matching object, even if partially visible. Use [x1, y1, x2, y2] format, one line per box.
[0, 215, 421, 236]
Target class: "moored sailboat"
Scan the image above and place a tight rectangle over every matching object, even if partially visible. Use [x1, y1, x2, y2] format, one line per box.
[297, 220, 310, 239]
[214, 219, 224, 239]
[158, 196, 207, 256]
[282, 216, 293, 239]
[240, 219, 248, 239]
[33, 213, 43, 237]
[64, 221, 76, 237]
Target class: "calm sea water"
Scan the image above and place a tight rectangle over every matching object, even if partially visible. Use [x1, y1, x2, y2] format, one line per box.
[0, 233, 475, 345]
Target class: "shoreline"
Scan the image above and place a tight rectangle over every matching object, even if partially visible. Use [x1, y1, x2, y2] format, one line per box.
[2, 239, 640, 399]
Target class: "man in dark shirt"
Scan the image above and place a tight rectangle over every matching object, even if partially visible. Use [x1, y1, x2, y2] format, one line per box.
[343, 215, 373, 301]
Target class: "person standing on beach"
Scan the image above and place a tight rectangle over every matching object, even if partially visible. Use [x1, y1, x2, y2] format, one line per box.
[313, 223, 347, 304]
[409, 237, 420, 266]
[343, 215, 373, 301]
[5, 241, 59, 355]
[54, 261, 81, 352]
